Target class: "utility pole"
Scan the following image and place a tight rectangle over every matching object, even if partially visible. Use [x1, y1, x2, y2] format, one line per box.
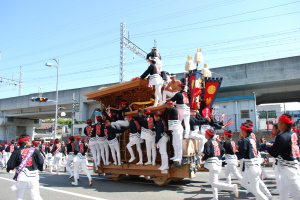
[120, 22, 148, 83]
[0, 66, 23, 96]
[71, 93, 79, 136]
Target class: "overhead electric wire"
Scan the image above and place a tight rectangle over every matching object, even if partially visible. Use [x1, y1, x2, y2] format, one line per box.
[129, 0, 245, 28]
[163, 36, 300, 57]
[132, 0, 300, 36]
[0, 0, 166, 48]
[2, 0, 294, 71]
[0, 0, 243, 52]
[1, 1, 299, 97]
[132, 11, 300, 38]
[1, 39, 119, 71]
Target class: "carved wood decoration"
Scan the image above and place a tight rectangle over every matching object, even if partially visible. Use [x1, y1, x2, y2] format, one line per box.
[84, 79, 155, 109]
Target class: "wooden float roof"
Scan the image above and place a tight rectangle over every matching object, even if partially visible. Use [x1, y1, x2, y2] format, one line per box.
[84, 78, 150, 101]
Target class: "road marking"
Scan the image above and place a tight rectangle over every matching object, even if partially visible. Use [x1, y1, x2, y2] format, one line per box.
[0, 176, 108, 200]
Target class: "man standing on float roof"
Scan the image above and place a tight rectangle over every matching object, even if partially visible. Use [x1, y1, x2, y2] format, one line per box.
[146, 47, 162, 73]
[146, 47, 161, 62]
[140, 58, 163, 106]
[169, 84, 190, 139]
[267, 114, 300, 200]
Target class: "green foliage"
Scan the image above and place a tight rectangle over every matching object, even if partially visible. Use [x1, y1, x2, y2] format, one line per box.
[42, 119, 53, 122]
[57, 118, 80, 128]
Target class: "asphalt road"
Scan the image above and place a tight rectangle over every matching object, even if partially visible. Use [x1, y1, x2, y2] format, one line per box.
[0, 165, 288, 200]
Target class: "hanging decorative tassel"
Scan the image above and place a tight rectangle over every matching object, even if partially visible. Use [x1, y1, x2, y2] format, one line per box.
[185, 55, 195, 71]
[194, 48, 204, 69]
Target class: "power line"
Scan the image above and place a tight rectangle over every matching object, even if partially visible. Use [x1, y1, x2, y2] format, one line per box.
[132, 1, 300, 37]
[1, 39, 119, 71]
[132, 11, 300, 38]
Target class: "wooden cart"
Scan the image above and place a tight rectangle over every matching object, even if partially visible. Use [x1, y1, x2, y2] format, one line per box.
[84, 78, 208, 186]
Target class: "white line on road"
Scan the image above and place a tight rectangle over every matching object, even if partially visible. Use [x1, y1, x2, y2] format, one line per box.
[0, 176, 107, 200]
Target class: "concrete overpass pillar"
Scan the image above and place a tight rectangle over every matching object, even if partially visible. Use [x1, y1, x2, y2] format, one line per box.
[7, 126, 17, 141]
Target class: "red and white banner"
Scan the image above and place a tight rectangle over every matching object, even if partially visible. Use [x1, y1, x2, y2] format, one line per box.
[203, 77, 222, 108]
[221, 113, 225, 122]
[224, 121, 234, 127]
[202, 107, 210, 118]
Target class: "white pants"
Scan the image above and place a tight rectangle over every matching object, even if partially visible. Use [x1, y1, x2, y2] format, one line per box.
[66, 155, 74, 177]
[225, 164, 242, 184]
[111, 119, 129, 130]
[272, 162, 280, 191]
[261, 165, 268, 177]
[1, 153, 7, 167]
[141, 128, 156, 165]
[51, 152, 63, 173]
[89, 139, 101, 167]
[0, 153, 2, 167]
[278, 164, 300, 200]
[241, 164, 269, 200]
[97, 138, 110, 165]
[177, 107, 190, 139]
[16, 180, 42, 200]
[168, 120, 183, 160]
[158, 137, 168, 169]
[108, 140, 121, 165]
[46, 153, 53, 168]
[127, 133, 143, 162]
[73, 155, 92, 184]
[190, 132, 206, 155]
[153, 83, 163, 106]
[162, 90, 177, 103]
[209, 167, 235, 199]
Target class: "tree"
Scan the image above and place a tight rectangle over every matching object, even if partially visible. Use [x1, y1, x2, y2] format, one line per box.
[57, 118, 72, 128]
[42, 119, 53, 122]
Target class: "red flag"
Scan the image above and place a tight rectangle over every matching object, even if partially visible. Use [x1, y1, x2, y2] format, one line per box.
[224, 121, 234, 127]
[222, 113, 225, 121]
[203, 77, 222, 108]
[188, 69, 197, 107]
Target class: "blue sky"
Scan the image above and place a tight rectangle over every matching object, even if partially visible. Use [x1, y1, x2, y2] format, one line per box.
[0, 0, 300, 101]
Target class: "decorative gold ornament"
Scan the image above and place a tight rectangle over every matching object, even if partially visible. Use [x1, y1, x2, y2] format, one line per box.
[205, 97, 212, 105]
[207, 85, 216, 94]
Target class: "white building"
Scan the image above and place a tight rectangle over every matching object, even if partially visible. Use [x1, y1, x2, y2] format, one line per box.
[213, 94, 257, 132]
[257, 104, 283, 130]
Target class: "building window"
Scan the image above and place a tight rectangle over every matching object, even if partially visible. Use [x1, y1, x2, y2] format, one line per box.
[241, 110, 250, 118]
[268, 110, 277, 118]
[259, 110, 276, 118]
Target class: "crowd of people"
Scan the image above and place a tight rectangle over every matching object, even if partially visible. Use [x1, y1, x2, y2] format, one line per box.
[0, 134, 93, 200]
[1, 47, 300, 200]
